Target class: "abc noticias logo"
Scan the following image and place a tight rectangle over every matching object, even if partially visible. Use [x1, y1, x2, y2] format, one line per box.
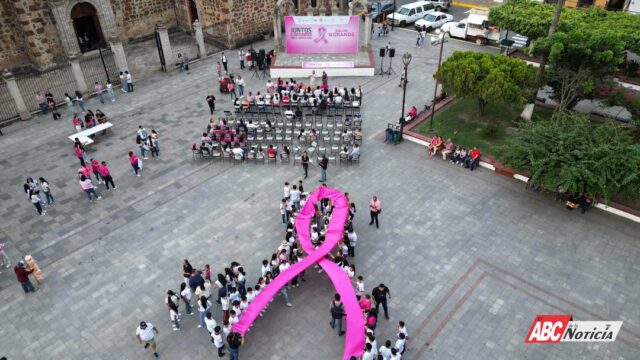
[525, 315, 623, 343]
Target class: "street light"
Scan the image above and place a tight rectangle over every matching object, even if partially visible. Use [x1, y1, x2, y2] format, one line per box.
[429, 29, 446, 132]
[399, 52, 412, 141]
[391, 0, 396, 31]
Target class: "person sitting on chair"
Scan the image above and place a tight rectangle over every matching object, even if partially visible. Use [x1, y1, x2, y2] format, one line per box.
[464, 147, 481, 170]
[294, 107, 303, 120]
[348, 144, 360, 160]
[266, 144, 277, 159]
[285, 107, 295, 120]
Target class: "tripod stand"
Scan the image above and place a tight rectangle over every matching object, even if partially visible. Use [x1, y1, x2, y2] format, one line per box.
[377, 56, 386, 76]
[251, 65, 264, 79]
[386, 56, 397, 76]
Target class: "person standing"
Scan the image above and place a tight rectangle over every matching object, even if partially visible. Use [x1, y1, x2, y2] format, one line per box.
[238, 48, 245, 70]
[369, 195, 381, 228]
[39, 177, 54, 206]
[309, 70, 317, 89]
[319, 155, 328, 183]
[216, 62, 222, 78]
[14, 261, 37, 293]
[150, 130, 160, 158]
[30, 190, 45, 216]
[90, 158, 102, 184]
[330, 293, 345, 336]
[106, 80, 116, 102]
[236, 76, 245, 97]
[197, 295, 212, 328]
[95, 82, 105, 104]
[36, 91, 47, 113]
[79, 175, 102, 202]
[119, 72, 128, 92]
[227, 332, 244, 360]
[372, 283, 391, 319]
[212, 326, 226, 357]
[99, 161, 116, 190]
[221, 52, 228, 73]
[0, 243, 11, 271]
[135, 321, 159, 358]
[75, 91, 85, 112]
[206, 94, 216, 115]
[65, 93, 75, 113]
[47, 96, 61, 120]
[129, 152, 141, 176]
[183, 53, 190, 73]
[301, 151, 310, 179]
[126, 71, 134, 92]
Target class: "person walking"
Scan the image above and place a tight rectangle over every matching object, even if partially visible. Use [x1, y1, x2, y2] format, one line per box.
[330, 293, 345, 336]
[129, 152, 141, 176]
[227, 332, 244, 360]
[150, 130, 160, 158]
[369, 195, 381, 228]
[95, 82, 105, 104]
[39, 177, 54, 206]
[106, 80, 116, 102]
[319, 155, 328, 183]
[206, 94, 216, 115]
[238, 48, 245, 70]
[30, 190, 45, 216]
[180, 282, 194, 315]
[216, 62, 222, 78]
[221, 52, 228, 73]
[119, 72, 128, 92]
[79, 175, 102, 202]
[14, 261, 37, 293]
[197, 295, 212, 328]
[135, 321, 159, 358]
[47, 96, 61, 120]
[126, 71, 134, 92]
[372, 283, 391, 319]
[36, 91, 47, 114]
[64, 93, 75, 113]
[90, 158, 102, 184]
[301, 151, 310, 179]
[99, 161, 117, 190]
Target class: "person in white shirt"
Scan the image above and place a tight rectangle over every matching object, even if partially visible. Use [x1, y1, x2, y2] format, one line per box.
[390, 348, 402, 360]
[197, 296, 212, 328]
[232, 145, 244, 158]
[228, 310, 239, 325]
[125, 70, 133, 92]
[195, 281, 211, 300]
[367, 334, 378, 358]
[355, 276, 365, 297]
[284, 107, 295, 120]
[180, 283, 193, 315]
[246, 287, 256, 303]
[205, 312, 217, 334]
[398, 321, 409, 340]
[239, 296, 249, 312]
[211, 326, 226, 357]
[379, 340, 393, 360]
[261, 259, 272, 277]
[290, 185, 301, 209]
[395, 332, 406, 355]
[347, 228, 358, 257]
[222, 320, 232, 338]
[362, 343, 375, 360]
[283, 182, 291, 198]
[135, 321, 159, 358]
[349, 143, 360, 160]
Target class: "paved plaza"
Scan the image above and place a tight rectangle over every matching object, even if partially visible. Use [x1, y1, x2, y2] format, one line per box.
[0, 30, 639, 360]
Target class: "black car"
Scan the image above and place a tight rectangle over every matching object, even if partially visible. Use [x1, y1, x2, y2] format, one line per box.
[369, 1, 395, 22]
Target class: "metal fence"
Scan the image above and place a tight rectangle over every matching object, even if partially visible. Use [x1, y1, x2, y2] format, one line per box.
[0, 78, 19, 124]
[0, 48, 120, 124]
[80, 48, 120, 90]
[16, 65, 77, 113]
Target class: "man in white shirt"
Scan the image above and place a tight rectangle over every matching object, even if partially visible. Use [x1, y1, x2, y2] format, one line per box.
[379, 340, 393, 360]
[349, 143, 360, 160]
[284, 107, 295, 120]
[135, 321, 159, 358]
[232, 145, 244, 158]
[347, 229, 357, 257]
[221, 52, 228, 73]
[362, 343, 375, 360]
[211, 326, 226, 357]
[395, 332, 406, 355]
[390, 348, 402, 360]
[290, 185, 301, 209]
[125, 71, 133, 92]
[205, 312, 217, 334]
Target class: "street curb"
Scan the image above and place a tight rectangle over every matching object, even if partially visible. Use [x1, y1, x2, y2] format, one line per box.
[451, 1, 489, 9]
[402, 135, 640, 224]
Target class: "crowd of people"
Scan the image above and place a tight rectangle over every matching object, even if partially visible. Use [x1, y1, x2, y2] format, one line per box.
[426, 135, 482, 171]
[145, 181, 405, 359]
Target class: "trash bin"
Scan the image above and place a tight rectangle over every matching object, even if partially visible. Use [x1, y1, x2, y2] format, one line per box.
[393, 130, 401, 143]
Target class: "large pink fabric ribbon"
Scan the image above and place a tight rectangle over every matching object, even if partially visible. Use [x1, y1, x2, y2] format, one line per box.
[233, 186, 364, 359]
[314, 27, 329, 44]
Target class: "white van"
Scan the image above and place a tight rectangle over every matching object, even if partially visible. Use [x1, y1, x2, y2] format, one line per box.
[387, 1, 435, 27]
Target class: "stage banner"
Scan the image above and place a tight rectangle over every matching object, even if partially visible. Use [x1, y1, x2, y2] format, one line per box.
[284, 16, 359, 54]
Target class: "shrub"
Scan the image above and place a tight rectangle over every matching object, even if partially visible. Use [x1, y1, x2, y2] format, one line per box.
[625, 60, 639, 78]
[480, 124, 500, 139]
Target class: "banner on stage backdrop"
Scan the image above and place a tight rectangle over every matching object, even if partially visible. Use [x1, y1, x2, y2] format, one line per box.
[284, 16, 359, 54]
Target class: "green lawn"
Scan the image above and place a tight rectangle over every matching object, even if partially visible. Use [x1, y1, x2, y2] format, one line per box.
[415, 97, 554, 158]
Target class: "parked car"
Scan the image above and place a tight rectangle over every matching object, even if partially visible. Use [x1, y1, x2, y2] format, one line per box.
[425, 0, 451, 11]
[387, 1, 435, 27]
[369, 0, 395, 22]
[414, 11, 453, 32]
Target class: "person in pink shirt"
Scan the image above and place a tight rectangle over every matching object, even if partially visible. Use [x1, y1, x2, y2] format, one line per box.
[79, 175, 101, 202]
[359, 294, 372, 313]
[90, 158, 102, 184]
[73, 114, 82, 132]
[74, 143, 86, 165]
[129, 151, 141, 176]
[98, 161, 116, 190]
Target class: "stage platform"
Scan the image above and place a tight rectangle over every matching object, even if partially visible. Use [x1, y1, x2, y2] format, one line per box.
[269, 49, 375, 78]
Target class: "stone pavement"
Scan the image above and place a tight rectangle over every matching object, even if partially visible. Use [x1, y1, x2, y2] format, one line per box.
[0, 29, 639, 360]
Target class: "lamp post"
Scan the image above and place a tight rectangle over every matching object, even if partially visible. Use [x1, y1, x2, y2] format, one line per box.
[399, 52, 412, 141]
[429, 30, 446, 132]
[391, 0, 396, 31]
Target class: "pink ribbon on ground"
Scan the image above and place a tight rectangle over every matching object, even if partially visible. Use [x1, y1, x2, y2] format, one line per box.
[233, 186, 364, 359]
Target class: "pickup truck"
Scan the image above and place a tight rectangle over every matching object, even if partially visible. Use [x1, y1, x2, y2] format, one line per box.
[440, 9, 500, 45]
[425, 0, 451, 11]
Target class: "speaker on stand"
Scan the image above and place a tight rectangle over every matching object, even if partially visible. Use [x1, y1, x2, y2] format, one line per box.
[377, 48, 386, 76]
[386, 48, 397, 75]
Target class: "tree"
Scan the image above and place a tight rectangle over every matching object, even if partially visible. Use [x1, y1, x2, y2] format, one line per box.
[500, 113, 640, 203]
[533, 30, 625, 111]
[435, 51, 536, 115]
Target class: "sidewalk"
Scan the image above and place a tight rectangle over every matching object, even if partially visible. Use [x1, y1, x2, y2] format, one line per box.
[452, 0, 500, 9]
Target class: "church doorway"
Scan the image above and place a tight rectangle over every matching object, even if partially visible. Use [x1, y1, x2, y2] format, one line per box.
[71, 2, 106, 52]
[188, 0, 199, 25]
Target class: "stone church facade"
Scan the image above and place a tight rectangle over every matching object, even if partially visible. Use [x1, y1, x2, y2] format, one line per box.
[0, 0, 278, 72]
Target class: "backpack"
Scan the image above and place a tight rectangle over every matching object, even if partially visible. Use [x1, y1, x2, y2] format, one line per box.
[331, 301, 344, 318]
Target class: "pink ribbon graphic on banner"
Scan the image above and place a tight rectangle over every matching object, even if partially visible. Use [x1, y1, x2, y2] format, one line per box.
[314, 27, 329, 44]
[233, 186, 364, 359]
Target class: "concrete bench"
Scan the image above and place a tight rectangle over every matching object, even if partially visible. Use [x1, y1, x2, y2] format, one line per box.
[68, 122, 113, 146]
